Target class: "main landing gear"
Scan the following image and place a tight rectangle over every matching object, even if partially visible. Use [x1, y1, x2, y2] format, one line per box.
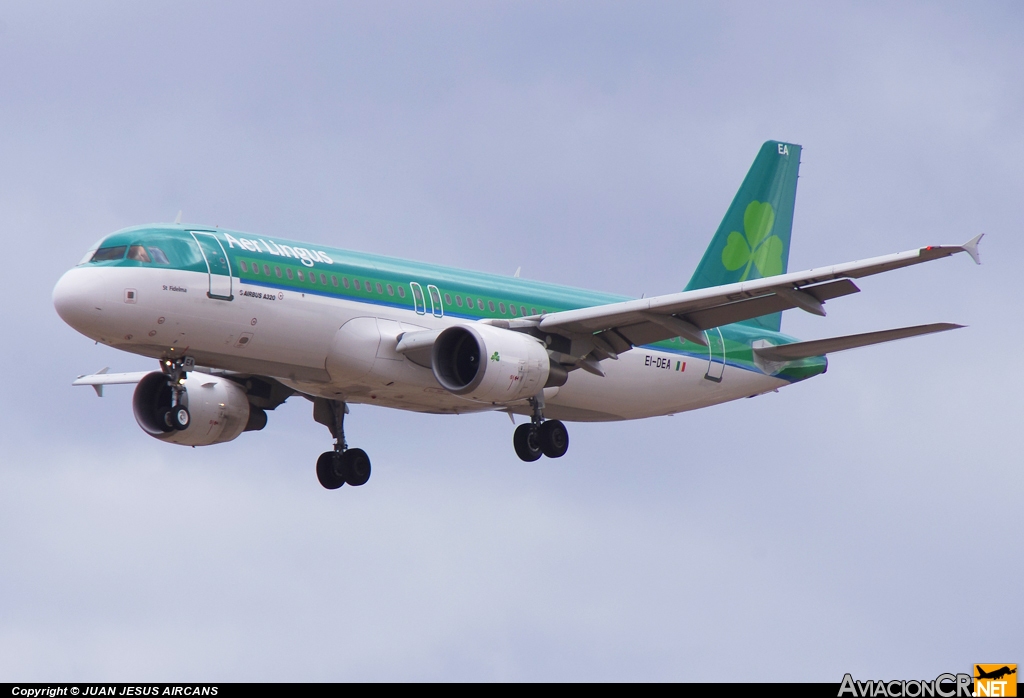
[313, 398, 371, 490]
[161, 355, 193, 431]
[513, 393, 569, 462]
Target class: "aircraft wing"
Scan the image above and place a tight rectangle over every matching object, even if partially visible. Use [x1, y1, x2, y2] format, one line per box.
[72, 368, 151, 397]
[534, 235, 981, 357]
[72, 368, 294, 409]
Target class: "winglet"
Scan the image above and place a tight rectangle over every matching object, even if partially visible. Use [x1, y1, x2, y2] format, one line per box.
[83, 367, 109, 397]
[961, 233, 983, 265]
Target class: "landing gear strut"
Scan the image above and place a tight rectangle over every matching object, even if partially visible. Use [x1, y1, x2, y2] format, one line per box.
[160, 356, 193, 431]
[313, 398, 372, 489]
[513, 393, 569, 462]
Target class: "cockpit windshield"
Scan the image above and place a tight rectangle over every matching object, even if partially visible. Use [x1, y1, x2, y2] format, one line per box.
[78, 229, 203, 268]
[127, 245, 151, 263]
[87, 243, 172, 265]
[90, 246, 127, 262]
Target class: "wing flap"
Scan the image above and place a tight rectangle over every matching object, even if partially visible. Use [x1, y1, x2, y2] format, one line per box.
[592, 278, 862, 349]
[752, 323, 963, 362]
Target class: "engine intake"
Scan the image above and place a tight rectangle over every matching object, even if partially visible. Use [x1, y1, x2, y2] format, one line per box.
[133, 371, 257, 446]
[432, 324, 565, 404]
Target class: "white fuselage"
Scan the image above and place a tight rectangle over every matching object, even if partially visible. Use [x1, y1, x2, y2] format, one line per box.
[54, 265, 787, 422]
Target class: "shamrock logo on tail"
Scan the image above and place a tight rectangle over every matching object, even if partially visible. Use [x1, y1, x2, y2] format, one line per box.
[721, 201, 784, 281]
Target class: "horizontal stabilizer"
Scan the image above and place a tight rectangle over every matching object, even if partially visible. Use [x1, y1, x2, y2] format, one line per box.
[753, 323, 963, 362]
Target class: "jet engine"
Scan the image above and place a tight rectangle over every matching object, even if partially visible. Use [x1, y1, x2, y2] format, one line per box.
[132, 371, 263, 446]
[431, 324, 567, 404]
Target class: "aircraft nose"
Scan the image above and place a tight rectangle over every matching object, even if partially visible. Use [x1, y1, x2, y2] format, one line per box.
[53, 266, 108, 336]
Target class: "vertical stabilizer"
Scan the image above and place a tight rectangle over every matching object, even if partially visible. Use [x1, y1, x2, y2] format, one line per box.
[685, 140, 802, 331]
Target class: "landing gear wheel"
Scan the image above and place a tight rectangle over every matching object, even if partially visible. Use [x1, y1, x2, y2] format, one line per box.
[342, 448, 371, 487]
[539, 419, 569, 458]
[173, 407, 190, 430]
[164, 406, 190, 431]
[513, 424, 543, 462]
[316, 451, 345, 490]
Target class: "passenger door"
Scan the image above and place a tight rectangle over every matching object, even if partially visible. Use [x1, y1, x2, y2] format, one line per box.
[704, 328, 726, 382]
[191, 232, 233, 300]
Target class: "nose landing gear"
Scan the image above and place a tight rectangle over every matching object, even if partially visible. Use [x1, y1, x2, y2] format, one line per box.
[313, 398, 372, 490]
[513, 393, 569, 462]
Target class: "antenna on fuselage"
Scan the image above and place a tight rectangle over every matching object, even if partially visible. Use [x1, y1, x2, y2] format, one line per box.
[174, 210, 182, 224]
[514, 266, 521, 278]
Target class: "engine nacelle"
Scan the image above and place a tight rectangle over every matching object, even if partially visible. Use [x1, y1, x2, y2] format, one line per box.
[431, 324, 564, 404]
[133, 371, 256, 446]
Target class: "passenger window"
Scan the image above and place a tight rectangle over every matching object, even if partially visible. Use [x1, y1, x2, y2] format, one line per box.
[239, 261, 249, 273]
[308, 272, 315, 284]
[398, 286, 406, 298]
[455, 295, 463, 307]
[510, 304, 517, 316]
[477, 299, 484, 310]
[264, 264, 271, 275]
[321, 273, 327, 284]
[488, 301, 495, 312]
[343, 277, 350, 288]
[499, 302, 506, 314]
[365, 280, 373, 292]
[148, 247, 171, 265]
[127, 245, 152, 263]
[353, 279, 361, 290]
[387, 284, 394, 296]
[298, 270, 305, 281]
[520, 306, 527, 316]
[287, 268, 294, 280]
[531, 307, 537, 315]
[444, 293, 452, 305]
[376, 282, 383, 294]
[275, 266, 282, 278]
[332, 275, 338, 287]
[252, 263, 260, 275]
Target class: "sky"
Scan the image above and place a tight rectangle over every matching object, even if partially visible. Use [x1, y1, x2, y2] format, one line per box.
[0, 0, 1021, 682]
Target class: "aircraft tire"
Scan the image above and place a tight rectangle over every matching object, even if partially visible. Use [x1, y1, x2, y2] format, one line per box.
[171, 406, 190, 431]
[316, 451, 345, 490]
[538, 420, 569, 458]
[513, 424, 543, 462]
[342, 448, 371, 487]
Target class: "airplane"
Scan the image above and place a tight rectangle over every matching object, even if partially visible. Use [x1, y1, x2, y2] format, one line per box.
[52, 140, 981, 490]
[975, 666, 1016, 681]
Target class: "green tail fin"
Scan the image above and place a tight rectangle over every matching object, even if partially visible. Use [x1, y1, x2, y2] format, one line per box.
[684, 140, 802, 332]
